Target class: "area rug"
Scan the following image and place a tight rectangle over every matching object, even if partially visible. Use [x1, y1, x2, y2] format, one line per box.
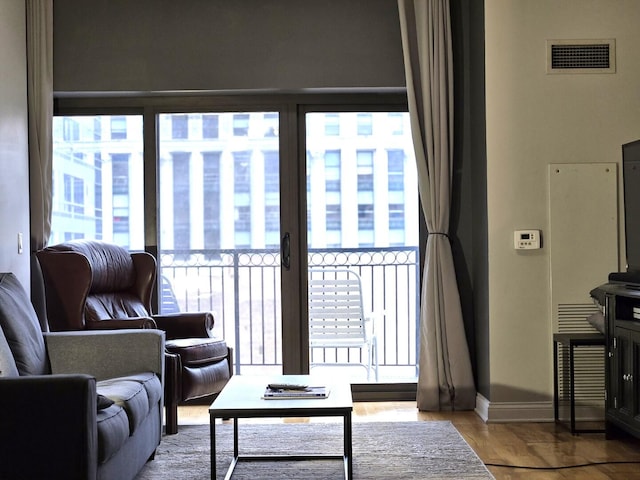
[135, 421, 495, 479]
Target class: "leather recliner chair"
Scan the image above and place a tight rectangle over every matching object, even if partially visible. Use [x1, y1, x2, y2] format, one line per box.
[36, 239, 233, 435]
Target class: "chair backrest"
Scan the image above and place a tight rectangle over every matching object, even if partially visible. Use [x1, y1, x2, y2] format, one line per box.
[0, 273, 49, 376]
[308, 269, 367, 346]
[36, 240, 157, 330]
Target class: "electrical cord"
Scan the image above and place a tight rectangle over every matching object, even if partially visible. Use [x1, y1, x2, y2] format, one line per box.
[485, 460, 640, 470]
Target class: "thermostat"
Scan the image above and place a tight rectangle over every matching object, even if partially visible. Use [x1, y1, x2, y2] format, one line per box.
[514, 230, 541, 250]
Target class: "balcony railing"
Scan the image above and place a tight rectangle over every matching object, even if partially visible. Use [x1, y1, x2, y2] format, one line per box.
[159, 247, 419, 382]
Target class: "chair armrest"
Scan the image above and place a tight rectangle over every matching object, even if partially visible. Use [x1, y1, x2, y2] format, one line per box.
[44, 329, 165, 381]
[86, 316, 157, 330]
[0, 374, 97, 479]
[153, 312, 215, 339]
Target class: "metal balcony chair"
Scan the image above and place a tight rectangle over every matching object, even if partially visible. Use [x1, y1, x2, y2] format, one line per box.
[308, 268, 379, 381]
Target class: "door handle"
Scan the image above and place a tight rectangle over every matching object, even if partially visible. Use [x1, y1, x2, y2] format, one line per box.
[281, 232, 291, 270]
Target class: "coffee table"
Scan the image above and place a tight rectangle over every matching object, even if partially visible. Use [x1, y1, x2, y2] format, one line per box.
[209, 375, 353, 480]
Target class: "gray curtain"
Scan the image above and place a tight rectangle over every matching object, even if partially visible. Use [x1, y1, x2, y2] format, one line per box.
[26, 0, 53, 329]
[398, 0, 475, 410]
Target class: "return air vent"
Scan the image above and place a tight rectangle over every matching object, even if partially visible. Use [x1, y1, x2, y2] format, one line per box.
[546, 39, 616, 74]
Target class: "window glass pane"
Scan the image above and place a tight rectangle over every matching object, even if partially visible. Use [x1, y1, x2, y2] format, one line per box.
[202, 114, 219, 139]
[306, 110, 418, 383]
[172, 114, 189, 139]
[157, 112, 282, 376]
[51, 115, 144, 249]
[357, 113, 373, 135]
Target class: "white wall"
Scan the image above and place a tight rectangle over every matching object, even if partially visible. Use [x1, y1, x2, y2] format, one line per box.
[485, 0, 640, 410]
[0, 0, 30, 285]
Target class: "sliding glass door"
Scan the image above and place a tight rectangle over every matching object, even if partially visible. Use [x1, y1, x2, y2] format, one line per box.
[304, 110, 419, 383]
[51, 97, 421, 387]
[156, 111, 284, 375]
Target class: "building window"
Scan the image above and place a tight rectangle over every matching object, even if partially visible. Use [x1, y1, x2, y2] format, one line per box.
[264, 151, 279, 193]
[63, 174, 84, 215]
[357, 113, 373, 136]
[110, 116, 127, 140]
[357, 150, 374, 192]
[324, 113, 340, 136]
[202, 114, 219, 139]
[203, 152, 221, 252]
[263, 113, 278, 137]
[234, 152, 251, 193]
[388, 150, 404, 191]
[324, 151, 341, 192]
[63, 118, 79, 142]
[325, 204, 341, 231]
[389, 203, 405, 229]
[111, 154, 129, 194]
[388, 112, 404, 135]
[172, 115, 189, 139]
[358, 204, 374, 230]
[234, 205, 251, 233]
[233, 114, 250, 136]
[172, 152, 191, 253]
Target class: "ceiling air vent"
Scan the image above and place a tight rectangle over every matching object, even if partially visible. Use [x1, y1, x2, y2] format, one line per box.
[546, 39, 616, 74]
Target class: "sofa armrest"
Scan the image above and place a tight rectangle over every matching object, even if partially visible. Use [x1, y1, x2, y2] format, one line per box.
[44, 329, 165, 382]
[0, 374, 97, 479]
[153, 312, 214, 339]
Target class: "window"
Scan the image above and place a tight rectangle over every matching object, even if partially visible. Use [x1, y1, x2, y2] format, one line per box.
[325, 204, 341, 231]
[233, 114, 250, 136]
[388, 150, 404, 191]
[388, 112, 404, 135]
[324, 114, 340, 136]
[325, 151, 341, 192]
[389, 203, 405, 230]
[264, 151, 279, 193]
[172, 152, 191, 254]
[234, 152, 251, 193]
[51, 115, 144, 248]
[202, 114, 219, 139]
[263, 113, 278, 137]
[358, 204, 374, 230]
[357, 113, 373, 135]
[203, 152, 221, 252]
[111, 154, 130, 194]
[63, 118, 79, 141]
[110, 116, 127, 140]
[172, 115, 188, 139]
[63, 174, 84, 214]
[357, 150, 374, 192]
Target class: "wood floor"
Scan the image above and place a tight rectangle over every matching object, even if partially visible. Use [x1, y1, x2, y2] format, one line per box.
[178, 401, 640, 479]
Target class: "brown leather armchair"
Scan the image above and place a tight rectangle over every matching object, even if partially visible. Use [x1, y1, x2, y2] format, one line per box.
[36, 240, 233, 435]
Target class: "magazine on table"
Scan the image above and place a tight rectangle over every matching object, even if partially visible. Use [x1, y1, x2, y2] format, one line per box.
[262, 384, 330, 399]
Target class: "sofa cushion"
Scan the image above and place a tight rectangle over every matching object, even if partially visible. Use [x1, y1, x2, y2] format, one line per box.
[0, 326, 18, 378]
[0, 273, 49, 375]
[97, 372, 161, 434]
[96, 404, 130, 464]
[166, 337, 229, 365]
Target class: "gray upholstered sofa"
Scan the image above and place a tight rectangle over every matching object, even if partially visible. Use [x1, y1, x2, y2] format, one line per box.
[0, 272, 165, 480]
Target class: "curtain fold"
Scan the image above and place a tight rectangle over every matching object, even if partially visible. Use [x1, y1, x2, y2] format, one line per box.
[26, 0, 53, 329]
[398, 0, 475, 410]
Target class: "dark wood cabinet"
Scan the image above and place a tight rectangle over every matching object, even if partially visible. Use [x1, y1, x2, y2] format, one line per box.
[601, 283, 640, 438]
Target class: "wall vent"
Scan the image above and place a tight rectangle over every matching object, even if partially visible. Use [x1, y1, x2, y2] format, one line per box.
[547, 39, 616, 74]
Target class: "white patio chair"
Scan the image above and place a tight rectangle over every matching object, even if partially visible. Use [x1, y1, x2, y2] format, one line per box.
[308, 268, 379, 381]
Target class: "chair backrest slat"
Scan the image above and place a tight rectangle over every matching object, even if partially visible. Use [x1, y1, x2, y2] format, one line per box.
[308, 269, 367, 344]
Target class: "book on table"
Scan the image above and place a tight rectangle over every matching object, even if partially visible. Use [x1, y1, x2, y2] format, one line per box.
[262, 385, 330, 399]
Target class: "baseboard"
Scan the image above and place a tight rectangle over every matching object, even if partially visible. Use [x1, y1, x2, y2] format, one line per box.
[475, 393, 605, 423]
[475, 393, 554, 423]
